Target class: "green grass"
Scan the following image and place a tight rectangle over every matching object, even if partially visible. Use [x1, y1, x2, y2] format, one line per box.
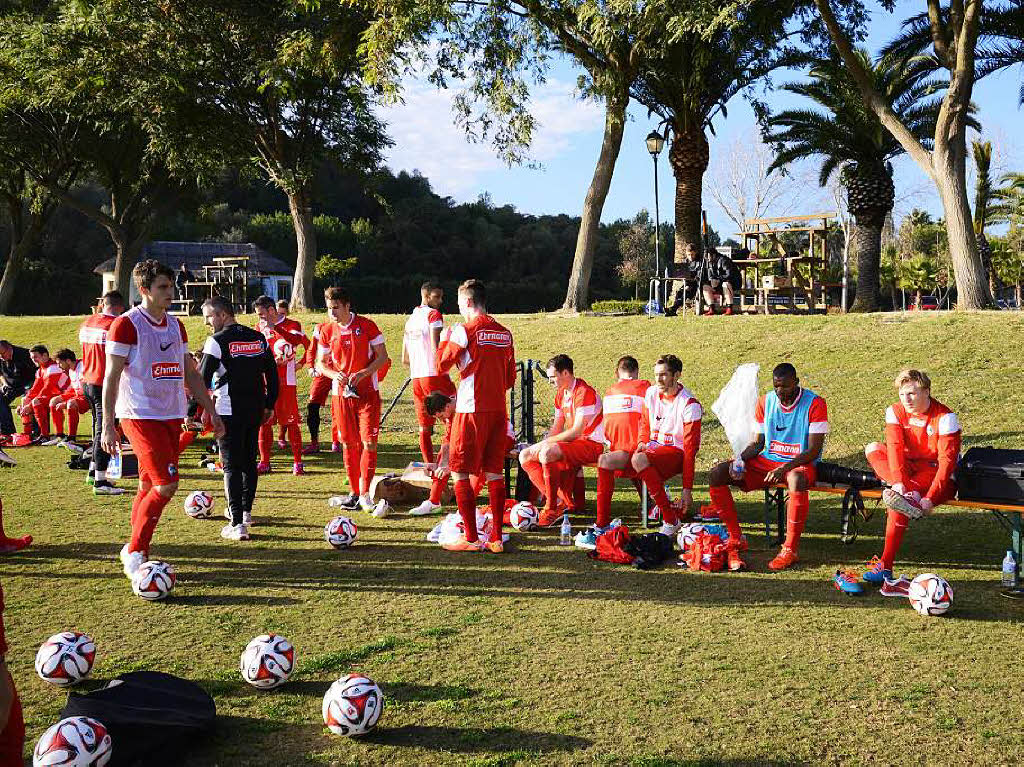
[1, 310, 1024, 765]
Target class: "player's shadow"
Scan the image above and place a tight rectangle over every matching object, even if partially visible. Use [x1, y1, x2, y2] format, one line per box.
[362, 724, 591, 754]
[170, 594, 302, 607]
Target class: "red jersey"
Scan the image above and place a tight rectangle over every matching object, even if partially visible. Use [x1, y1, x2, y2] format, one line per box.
[602, 378, 651, 452]
[26, 361, 69, 400]
[258, 316, 309, 387]
[78, 312, 118, 386]
[318, 314, 386, 397]
[555, 377, 604, 443]
[885, 398, 961, 494]
[436, 314, 515, 414]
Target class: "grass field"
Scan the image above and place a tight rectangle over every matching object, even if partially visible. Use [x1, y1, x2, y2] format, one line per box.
[1, 310, 1023, 766]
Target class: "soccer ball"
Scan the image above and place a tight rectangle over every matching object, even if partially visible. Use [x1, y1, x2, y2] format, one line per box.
[676, 523, 706, 552]
[322, 674, 383, 736]
[324, 516, 358, 549]
[34, 632, 96, 686]
[184, 490, 214, 519]
[509, 501, 539, 531]
[33, 716, 112, 767]
[240, 633, 295, 690]
[908, 573, 953, 616]
[131, 561, 176, 601]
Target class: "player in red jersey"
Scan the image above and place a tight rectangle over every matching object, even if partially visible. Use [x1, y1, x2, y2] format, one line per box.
[630, 354, 703, 537]
[78, 290, 126, 493]
[403, 281, 457, 464]
[103, 260, 224, 582]
[254, 296, 310, 475]
[45, 349, 91, 445]
[16, 344, 69, 441]
[519, 354, 604, 527]
[302, 319, 341, 454]
[593, 356, 651, 531]
[861, 369, 961, 587]
[0, 573, 25, 765]
[317, 286, 390, 512]
[435, 279, 516, 552]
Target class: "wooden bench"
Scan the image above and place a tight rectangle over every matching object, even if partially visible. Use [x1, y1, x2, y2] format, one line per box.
[763, 483, 1024, 597]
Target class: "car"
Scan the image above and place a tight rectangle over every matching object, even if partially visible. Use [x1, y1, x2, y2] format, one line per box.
[912, 295, 939, 311]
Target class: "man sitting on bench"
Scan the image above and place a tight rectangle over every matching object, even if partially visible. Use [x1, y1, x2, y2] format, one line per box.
[707, 363, 829, 572]
[861, 369, 961, 591]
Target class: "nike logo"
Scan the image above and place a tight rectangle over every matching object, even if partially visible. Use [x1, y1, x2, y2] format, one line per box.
[159, 342, 174, 351]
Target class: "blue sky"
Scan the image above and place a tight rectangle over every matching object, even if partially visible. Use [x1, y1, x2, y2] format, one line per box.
[378, 1, 1023, 237]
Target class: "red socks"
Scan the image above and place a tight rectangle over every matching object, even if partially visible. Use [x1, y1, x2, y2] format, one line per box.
[573, 472, 586, 512]
[522, 459, 546, 499]
[596, 468, 614, 528]
[542, 464, 561, 512]
[709, 485, 743, 542]
[881, 510, 909, 570]
[52, 406, 64, 436]
[129, 489, 171, 555]
[454, 478, 478, 542]
[287, 424, 302, 463]
[342, 444, 362, 494]
[178, 430, 196, 454]
[784, 491, 809, 551]
[258, 424, 272, 464]
[360, 448, 377, 494]
[639, 466, 674, 523]
[487, 479, 505, 542]
[0, 499, 32, 552]
[31, 402, 50, 437]
[429, 476, 445, 504]
[418, 430, 435, 464]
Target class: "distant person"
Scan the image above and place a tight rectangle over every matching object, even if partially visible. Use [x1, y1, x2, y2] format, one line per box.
[702, 249, 741, 315]
[276, 299, 289, 317]
[402, 281, 456, 465]
[16, 345, 69, 443]
[175, 262, 193, 295]
[302, 316, 341, 454]
[0, 341, 35, 442]
[664, 243, 702, 316]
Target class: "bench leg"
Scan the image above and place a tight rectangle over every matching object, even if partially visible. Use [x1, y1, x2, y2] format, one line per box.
[1001, 511, 1024, 599]
[763, 488, 785, 544]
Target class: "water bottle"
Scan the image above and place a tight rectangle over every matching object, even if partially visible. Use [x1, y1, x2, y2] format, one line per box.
[731, 457, 745, 479]
[559, 513, 572, 546]
[107, 450, 122, 481]
[1001, 550, 1017, 587]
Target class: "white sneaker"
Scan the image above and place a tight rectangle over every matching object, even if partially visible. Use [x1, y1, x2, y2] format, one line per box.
[93, 481, 127, 496]
[358, 494, 375, 512]
[220, 523, 250, 541]
[658, 521, 682, 537]
[409, 500, 441, 516]
[371, 499, 392, 518]
[41, 436, 65, 446]
[119, 544, 146, 579]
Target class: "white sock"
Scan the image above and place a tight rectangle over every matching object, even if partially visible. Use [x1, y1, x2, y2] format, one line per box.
[95, 470, 106, 482]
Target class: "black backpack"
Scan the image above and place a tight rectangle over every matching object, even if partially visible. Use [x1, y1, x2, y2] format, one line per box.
[60, 671, 216, 766]
[624, 532, 676, 570]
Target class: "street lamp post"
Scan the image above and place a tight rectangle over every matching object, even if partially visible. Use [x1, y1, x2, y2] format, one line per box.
[646, 130, 665, 310]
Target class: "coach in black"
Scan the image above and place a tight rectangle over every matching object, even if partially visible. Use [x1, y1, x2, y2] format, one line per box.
[199, 297, 279, 541]
[0, 341, 34, 439]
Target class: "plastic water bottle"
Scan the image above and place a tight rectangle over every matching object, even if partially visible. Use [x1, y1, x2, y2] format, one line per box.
[1001, 550, 1017, 587]
[731, 457, 745, 479]
[559, 514, 572, 546]
[107, 450, 122, 481]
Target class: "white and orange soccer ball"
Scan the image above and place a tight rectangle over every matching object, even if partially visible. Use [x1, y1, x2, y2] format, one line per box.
[33, 716, 112, 767]
[322, 674, 383, 736]
[324, 516, 358, 549]
[183, 490, 214, 519]
[676, 523, 706, 552]
[240, 634, 295, 690]
[34, 632, 96, 686]
[132, 561, 176, 601]
[908, 573, 953, 616]
[509, 501, 539, 531]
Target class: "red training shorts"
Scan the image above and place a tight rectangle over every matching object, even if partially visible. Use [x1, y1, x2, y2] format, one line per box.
[741, 453, 817, 492]
[58, 392, 91, 412]
[309, 375, 332, 407]
[271, 385, 300, 426]
[412, 375, 457, 428]
[642, 444, 689, 481]
[121, 418, 183, 485]
[449, 410, 508, 476]
[556, 437, 603, 469]
[332, 392, 381, 445]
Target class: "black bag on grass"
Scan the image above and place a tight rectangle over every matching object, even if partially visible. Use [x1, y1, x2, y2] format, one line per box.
[60, 671, 216, 766]
[624, 532, 676, 570]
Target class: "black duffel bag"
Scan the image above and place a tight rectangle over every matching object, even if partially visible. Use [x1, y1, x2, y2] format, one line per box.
[60, 671, 216, 766]
[958, 447, 1024, 504]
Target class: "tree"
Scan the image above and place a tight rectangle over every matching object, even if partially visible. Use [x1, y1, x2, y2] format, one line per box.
[971, 140, 1000, 293]
[616, 211, 656, 299]
[765, 50, 949, 311]
[813, 0, 992, 309]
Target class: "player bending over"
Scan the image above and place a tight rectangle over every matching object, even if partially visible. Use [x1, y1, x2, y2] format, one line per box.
[706, 362, 829, 572]
[630, 354, 702, 537]
[519, 355, 604, 527]
[861, 369, 961, 592]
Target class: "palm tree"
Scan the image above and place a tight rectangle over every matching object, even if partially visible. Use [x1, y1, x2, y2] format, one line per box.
[765, 49, 950, 311]
[972, 140, 1000, 295]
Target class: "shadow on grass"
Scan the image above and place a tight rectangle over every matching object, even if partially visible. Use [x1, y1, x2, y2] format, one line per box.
[362, 724, 590, 754]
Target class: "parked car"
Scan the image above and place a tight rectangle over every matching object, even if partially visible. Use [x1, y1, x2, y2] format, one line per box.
[912, 295, 939, 310]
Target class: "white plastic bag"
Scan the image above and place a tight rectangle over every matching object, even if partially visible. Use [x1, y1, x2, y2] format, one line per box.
[711, 363, 761, 458]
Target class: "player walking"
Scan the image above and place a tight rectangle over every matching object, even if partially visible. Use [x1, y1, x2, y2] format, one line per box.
[435, 279, 516, 552]
[102, 260, 224, 580]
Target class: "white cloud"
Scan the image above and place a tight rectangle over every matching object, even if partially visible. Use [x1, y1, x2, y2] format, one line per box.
[376, 74, 603, 199]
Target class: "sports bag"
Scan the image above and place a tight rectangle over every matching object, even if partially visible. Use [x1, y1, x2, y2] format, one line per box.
[60, 671, 216, 766]
[624, 533, 676, 570]
[958, 447, 1024, 504]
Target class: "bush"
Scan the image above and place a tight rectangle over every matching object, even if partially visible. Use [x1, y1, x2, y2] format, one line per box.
[590, 300, 645, 315]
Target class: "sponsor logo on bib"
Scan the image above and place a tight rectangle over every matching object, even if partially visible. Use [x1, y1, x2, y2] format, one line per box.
[151, 362, 183, 380]
[477, 330, 511, 347]
[769, 440, 801, 457]
[229, 340, 265, 357]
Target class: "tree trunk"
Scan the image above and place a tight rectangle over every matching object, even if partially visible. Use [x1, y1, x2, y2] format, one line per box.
[668, 124, 709, 263]
[0, 226, 41, 314]
[849, 215, 884, 312]
[562, 86, 628, 313]
[288, 186, 317, 311]
[935, 155, 991, 309]
[108, 230, 147, 298]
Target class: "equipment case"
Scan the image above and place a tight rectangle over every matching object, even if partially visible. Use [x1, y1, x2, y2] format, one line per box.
[958, 447, 1024, 504]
